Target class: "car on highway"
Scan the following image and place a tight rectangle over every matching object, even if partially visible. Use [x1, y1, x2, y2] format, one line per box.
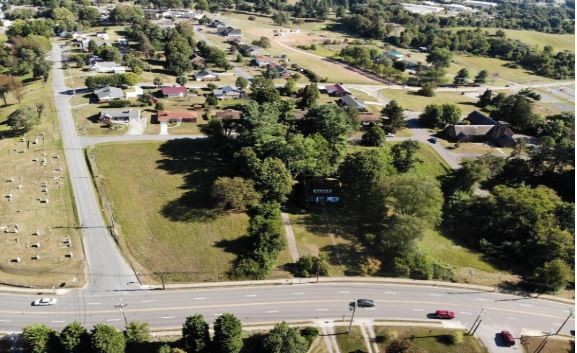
[428, 137, 437, 144]
[350, 299, 375, 308]
[435, 310, 455, 319]
[500, 331, 515, 346]
[32, 298, 57, 306]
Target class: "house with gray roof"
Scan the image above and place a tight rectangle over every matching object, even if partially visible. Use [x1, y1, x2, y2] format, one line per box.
[94, 86, 124, 102]
[99, 108, 140, 124]
[339, 94, 367, 111]
[443, 122, 515, 147]
[213, 86, 245, 99]
[466, 110, 497, 125]
[194, 69, 219, 81]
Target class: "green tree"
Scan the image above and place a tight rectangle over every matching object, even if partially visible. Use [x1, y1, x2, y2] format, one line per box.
[263, 322, 308, 353]
[390, 140, 421, 173]
[304, 104, 353, 148]
[381, 100, 405, 132]
[122, 72, 140, 86]
[59, 321, 90, 353]
[361, 125, 386, 146]
[378, 175, 443, 225]
[32, 59, 51, 82]
[292, 255, 328, 278]
[182, 315, 210, 353]
[235, 76, 248, 90]
[91, 324, 126, 353]
[7, 105, 40, 133]
[533, 259, 572, 292]
[417, 82, 436, 97]
[283, 79, 297, 96]
[299, 83, 320, 109]
[374, 214, 426, 258]
[477, 89, 493, 107]
[195, 0, 209, 11]
[176, 75, 188, 86]
[490, 94, 541, 131]
[253, 157, 293, 203]
[474, 69, 489, 84]
[212, 177, 261, 210]
[109, 5, 144, 24]
[22, 324, 57, 353]
[153, 77, 163, 87]
[426, 47, 452, 69]
[213, 314, 243, 353]
[124, 321, 149, 347]
[441, 104, 461, 125]
[251, 76, 280, 104]
[419, 104, 442, 128]
[206, 94, 219, 106]
[272, 11, 291, 25]
[453, 68, 469, 85]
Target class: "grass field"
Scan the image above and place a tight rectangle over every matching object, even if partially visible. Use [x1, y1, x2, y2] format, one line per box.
[448, 27, 575, 53]
[335, 326, 367, 353]
[521, 337, 575, 353]
[0, 76, 84, 288]
[91, 141, 291, 283]
[71, 100, 128, 136]
[379, 89, 478, 114]
[374, 326, 487, 353]
[308, 337, 330, 353]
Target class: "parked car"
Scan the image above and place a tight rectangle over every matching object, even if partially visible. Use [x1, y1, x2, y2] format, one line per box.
[435, 310, 455, 319]
[500, 331, 515, 346]
[32, 298, 57, 306]
[350, 299, 375, 308]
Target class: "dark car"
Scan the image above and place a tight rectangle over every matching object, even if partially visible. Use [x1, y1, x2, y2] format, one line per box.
[435, 310, 455, 319]
[350, 299, 375, 308]
[428, 137, 437, 144]
[500, 331, 515, 346]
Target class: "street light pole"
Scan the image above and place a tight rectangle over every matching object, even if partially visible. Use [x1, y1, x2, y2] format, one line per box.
[348, 301, 357, 333]
[115, 298, 128, 325]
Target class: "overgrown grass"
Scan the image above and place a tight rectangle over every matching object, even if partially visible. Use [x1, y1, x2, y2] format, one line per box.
[522, 337, 575, 353]
[374, 326, 487, 353]
[91, 140, 291, 283]
[0, 75, 84, 287]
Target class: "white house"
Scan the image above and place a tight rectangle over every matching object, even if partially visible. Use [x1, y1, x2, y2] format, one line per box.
[96, 32, 110, 40]
[90, 62, 126, 73]
[125, 86, 143, 98]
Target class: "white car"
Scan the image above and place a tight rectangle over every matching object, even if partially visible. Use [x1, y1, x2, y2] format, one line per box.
[32, 298, 57, 306]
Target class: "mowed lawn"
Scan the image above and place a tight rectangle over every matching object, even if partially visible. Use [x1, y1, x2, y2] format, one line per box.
[374, 327, 487, 353]
[522, 337, 575, 353]
[92, 140, 290, 283]
[379, 89, 478, 114]
[449, 27, 575, 52]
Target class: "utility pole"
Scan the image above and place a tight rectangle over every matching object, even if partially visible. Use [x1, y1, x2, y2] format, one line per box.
[470, 319, 482, 335]
[348, 301, 357, 333]
[115, 298, 128, 325]
[160, 272, 166, 290]
[555, 310, 573, 335]
[468, 308, 485, 335]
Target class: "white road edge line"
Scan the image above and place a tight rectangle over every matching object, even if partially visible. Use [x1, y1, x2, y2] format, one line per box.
[106, 319, 121, 322]
[266, 310, 279, 313]
[141, 300, 155, 303]
[316, 309, 329, 311]
[51, 320, 66, 323]
[161, 316, 175, 319]
[293, 292, 305, 295]
[88, 302, 102, 305]
[244, 294, 257, 297]
[193, 297, 206, 300]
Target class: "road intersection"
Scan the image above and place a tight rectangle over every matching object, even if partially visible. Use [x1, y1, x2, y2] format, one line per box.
[8, 43, 568, 353]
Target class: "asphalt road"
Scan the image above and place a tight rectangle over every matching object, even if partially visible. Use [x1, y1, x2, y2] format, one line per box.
[0, 283, 573, 348]
[51, 45, 140, 293]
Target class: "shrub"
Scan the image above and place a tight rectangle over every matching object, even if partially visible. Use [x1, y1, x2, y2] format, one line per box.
[292, 255, 328, 278]
[358, 257, 382, 276]
[449, 331, 464, 345]
[248, 15, 255, 20]
[108, 100, 131, 108]
[300, 327, 320, 348]
[431, 262, 456, 281]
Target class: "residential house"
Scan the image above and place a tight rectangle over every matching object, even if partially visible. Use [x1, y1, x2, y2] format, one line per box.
[96, 32, 110, 41]
[88, 55, 104, 65]
[190, 54, 205, 68]
[94, 86, 124, 102]
[274, 66, 291, 78]
[237, 44, 258, 56]
[213, 86, 245, 100]
[252, 56, 277, 67]
[161, 86, 188, 98]
[217, 27, 241, 37]
[303, 178, 341, 204]
[209, 19, 226, 28]
[466, 110, 497, 125]
[445, 3, 475, 11]
[194, 69, 219, 81]
[443, 122, 515, 147]
[216, 109, 242, 120]
[463, 0, 497, 8]
[324, 83, 350, 97]
[358, 112, 381, 126]
[99, 108, 140, 124]
[117, 38, 128, 47]
[339, 94, 367, 111]
[157, 110, 199, 123]
[90, 61, 126, 73]
[124, 86, 143, 99]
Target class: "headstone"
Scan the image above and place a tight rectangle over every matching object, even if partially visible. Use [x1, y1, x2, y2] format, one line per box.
[6, 177, 14, 182]
[65, 253, 73, 258]
[31, 254, 40, 260]
[33, 229, 40, 236]
[12, 257, 20, 263]
[31, 242, 40, 248]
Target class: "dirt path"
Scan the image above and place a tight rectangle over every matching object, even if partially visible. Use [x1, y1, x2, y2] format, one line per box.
[281, 212, 300, 262]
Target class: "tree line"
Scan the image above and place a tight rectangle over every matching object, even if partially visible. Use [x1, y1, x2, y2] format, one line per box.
[20, 313, 319, 353]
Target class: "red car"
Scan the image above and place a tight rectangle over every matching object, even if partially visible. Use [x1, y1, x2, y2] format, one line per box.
[435, 310, 455, 319]
[500, 331, 515, 346]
